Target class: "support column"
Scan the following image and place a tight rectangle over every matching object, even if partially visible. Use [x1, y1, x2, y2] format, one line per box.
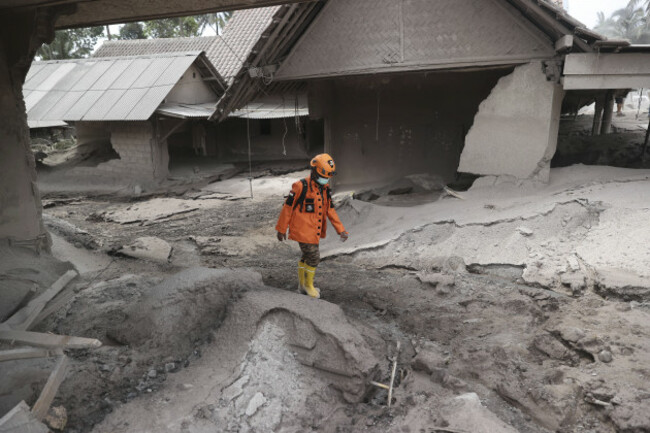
[592, 95, 605, 136]
[0, 8, 59, 250]
[600, 91, 614, 135]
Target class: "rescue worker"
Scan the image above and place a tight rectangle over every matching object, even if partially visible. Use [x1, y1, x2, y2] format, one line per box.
[276, 153, 349, 299]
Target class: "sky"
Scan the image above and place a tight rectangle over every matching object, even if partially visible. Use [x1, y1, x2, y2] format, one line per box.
[566, 0, 631, 29]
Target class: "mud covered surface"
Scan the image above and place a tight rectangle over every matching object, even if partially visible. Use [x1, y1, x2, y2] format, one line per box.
[4, 166, 650, 433]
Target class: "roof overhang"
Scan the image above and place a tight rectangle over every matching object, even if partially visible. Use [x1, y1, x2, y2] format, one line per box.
[563, 52, 650, 90]
[0, 0, 309, 30]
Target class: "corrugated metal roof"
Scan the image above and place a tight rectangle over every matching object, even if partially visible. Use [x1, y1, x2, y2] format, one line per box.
[24, 52, 206, 122]
[229, 94, 308, 119]
[156, 102, 216, 119]
[28, 120, 69, 129]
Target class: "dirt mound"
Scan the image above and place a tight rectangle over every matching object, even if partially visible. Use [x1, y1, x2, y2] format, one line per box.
[90, 287, 385, 433]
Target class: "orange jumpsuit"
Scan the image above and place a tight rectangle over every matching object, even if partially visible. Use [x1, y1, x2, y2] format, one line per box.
[276, 176, 346, 244]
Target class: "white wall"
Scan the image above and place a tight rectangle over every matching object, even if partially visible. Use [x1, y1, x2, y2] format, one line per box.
[165, 65, 217, 105]
[458, 62, 564, 182]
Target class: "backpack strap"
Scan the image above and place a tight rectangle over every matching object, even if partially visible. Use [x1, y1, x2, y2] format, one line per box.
[294, 179, 309, 212]
[326, 187, 334, 209]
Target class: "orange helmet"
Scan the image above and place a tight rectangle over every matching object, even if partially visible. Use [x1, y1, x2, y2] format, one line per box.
[310, 153, 336, 178]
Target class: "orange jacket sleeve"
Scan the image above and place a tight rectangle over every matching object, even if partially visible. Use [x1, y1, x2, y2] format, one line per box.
[327, 204, 346, 235]
[275, 181, 303, 234]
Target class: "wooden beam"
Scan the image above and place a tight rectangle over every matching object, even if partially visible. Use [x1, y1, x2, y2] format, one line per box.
[0, 347, 52, 362]
[506, 0, 592, 52]
[0, 330, 102, 349]
[33, 287, 77, 327]
[1, 270, 77, 331]
[32, 355, 69, 421]
[563, 75, 650, 90]
[565, 53, 650, 76]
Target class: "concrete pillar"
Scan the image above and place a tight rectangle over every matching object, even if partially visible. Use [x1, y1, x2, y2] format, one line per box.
[592, 96, 605, 136]
[0, 9, 56, 250]
[600, 91, 615, 135]
[458, 62, 565, 182]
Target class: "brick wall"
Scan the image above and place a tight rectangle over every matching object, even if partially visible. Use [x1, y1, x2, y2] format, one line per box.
[75, 121, 169, 182]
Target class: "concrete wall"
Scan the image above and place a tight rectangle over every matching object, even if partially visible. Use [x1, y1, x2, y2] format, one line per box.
[74, 121, 169, 182]
[458, 62, 564, 181]
[166, 65, 216, 105]
[310, 69, 513, 189]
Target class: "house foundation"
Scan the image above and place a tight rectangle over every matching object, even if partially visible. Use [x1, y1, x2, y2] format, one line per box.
[458, 62, 565, 182]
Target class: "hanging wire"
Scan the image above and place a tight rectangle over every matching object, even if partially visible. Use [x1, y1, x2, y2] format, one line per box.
[281, 96, 288, 156]
[245, 105, 254, 199]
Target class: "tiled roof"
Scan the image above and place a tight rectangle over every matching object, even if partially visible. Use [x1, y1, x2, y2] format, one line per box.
[92, 6, 281, 84]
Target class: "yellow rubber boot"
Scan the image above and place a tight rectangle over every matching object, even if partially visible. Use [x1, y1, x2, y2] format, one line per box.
[298, 261, 306, 293]
[303, 264, 321, 299]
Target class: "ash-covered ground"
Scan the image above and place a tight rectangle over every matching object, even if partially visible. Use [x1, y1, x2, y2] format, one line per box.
[3, 152, 650, 432]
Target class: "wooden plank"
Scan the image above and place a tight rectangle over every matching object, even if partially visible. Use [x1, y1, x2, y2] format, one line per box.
[565, 53, 650, 76]
[563, 75, 650, 90]
[1, 270, 78, 331]
[32, 288, 77, 328]
[0, 401, 49, 433]
[0, 330, 102, 349]
[0, 347, 52, 362]
[31, 355, 69, 421]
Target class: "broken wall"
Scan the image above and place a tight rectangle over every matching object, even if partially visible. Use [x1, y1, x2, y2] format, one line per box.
[74, 122, 169, 182]
[458, 62, 564, 181]
[310, 69, 513, 188]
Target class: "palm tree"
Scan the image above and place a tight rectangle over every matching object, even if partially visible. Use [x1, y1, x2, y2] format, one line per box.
[595, 3, 650, 43]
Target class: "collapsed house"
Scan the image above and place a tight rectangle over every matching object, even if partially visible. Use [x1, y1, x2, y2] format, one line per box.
[212, 0, 650, 189]
[24, 8, 318, 183]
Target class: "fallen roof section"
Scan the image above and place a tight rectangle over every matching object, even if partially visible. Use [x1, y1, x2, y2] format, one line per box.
[24, 52, 225, 122]
[212, 2, 322, 120]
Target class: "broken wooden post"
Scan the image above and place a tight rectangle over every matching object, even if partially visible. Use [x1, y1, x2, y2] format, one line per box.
[32, 355, 69, 421]
[643, 116, 650, 161]
[369, 380, 390, 390]
[600, 91, 614, 135]
[0, 347, 53, 362]
[592, 96, 605, 136]
[387, 341, 401, 409]
[0, 330, 102, 349]
[1, 270, 78, 331]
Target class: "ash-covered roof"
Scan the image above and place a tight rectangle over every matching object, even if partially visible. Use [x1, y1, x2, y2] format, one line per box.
[92, 6, 280, 85]
[24, 52, 221, 122]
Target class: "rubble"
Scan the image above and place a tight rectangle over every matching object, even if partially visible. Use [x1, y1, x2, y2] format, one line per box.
[117, 237, 172, 263]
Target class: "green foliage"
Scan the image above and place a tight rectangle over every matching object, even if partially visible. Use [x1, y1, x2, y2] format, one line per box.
[119, 22, 147, 40]
[594, 0, 650, 43]
[197, 12, 233, 35]
[143, 17, 201, 38]
[36, 27, 104, 60]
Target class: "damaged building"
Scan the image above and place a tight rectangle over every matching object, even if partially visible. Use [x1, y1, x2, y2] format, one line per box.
[24, 9, 317, 184]
[213, 0, 650, 189]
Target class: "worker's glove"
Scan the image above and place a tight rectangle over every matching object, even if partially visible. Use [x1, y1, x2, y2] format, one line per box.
[340, 231, 349, 242]
[277, 231, 287, 242]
